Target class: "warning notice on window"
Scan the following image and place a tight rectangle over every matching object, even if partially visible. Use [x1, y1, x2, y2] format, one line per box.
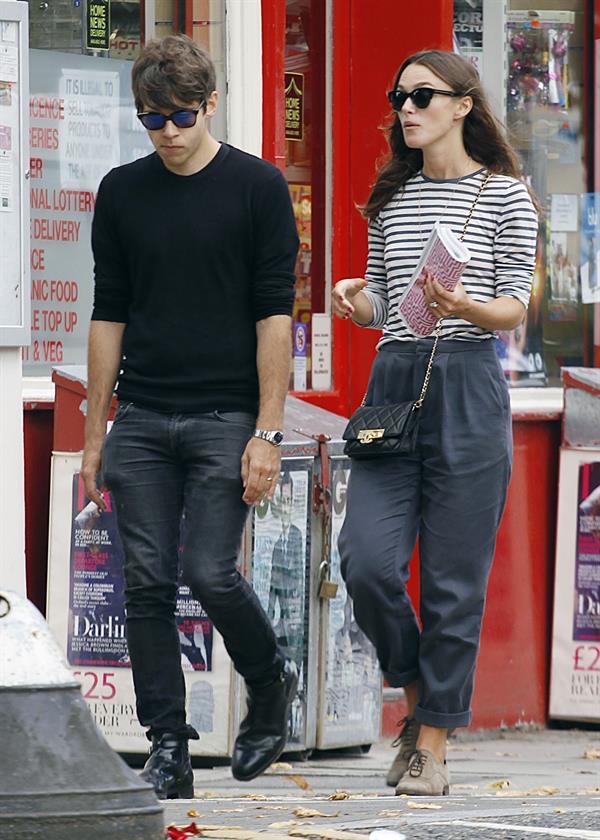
[86, 0, 110, 51]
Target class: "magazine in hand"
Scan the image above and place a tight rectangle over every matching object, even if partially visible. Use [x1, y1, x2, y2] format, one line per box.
[398, 222, 471, 336]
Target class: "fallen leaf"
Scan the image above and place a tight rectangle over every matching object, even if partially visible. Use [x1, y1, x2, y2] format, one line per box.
[378, 809, 404, 817]
[293, 808, 339, 819]
[287, 774, 312, 791]
[193, 790, 220, 799]
[187, 810, 201, 818]
[526, 786, 560, 796]
[328, 790, 351, 800]
[583, 748, 600, 760]
[240, 793, 268, 801]
[494, 790, 525, 797]
[406, 801, 442, 810]
[269, 821, 299, 829]
[257, 805, 288, 811]
[289, 828, 370, 840]
[487, 779, 510, 789]
[554, 808, 566, 813]
[270, 762, 294, 771]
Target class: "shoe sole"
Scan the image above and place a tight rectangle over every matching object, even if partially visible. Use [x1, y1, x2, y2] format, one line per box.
[231, 668, 300, 782]
[395, 785, 449, 796]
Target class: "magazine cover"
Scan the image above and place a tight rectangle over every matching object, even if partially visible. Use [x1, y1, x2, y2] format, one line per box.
[398, 222, 471, 336]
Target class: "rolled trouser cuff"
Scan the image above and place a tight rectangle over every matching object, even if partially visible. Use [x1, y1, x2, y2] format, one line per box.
[383, 668, 420, 688]
[414, 704, 471, 729]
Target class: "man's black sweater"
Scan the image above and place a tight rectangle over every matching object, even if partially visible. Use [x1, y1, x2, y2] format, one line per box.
[91, 144, 299, 413]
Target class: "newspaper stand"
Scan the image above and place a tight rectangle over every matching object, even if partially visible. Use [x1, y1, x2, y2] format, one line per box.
[46, 366, 381, 758]
[549, 367, 600, 724]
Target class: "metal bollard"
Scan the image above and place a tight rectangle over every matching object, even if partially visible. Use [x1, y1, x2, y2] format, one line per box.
[0, 590, 164, 839]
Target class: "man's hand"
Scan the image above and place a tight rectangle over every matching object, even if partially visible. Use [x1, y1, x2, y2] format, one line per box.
[241, 437, 281, 505]
[81, 444, 106, 510]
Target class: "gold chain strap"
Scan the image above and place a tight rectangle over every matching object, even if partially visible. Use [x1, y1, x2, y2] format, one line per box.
[459, 170, 492, 242]
[413, 170, 492, 410]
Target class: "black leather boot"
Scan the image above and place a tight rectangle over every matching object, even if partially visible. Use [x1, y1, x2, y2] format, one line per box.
[140, 729, 198, 799]
[231, 659, 299, 782]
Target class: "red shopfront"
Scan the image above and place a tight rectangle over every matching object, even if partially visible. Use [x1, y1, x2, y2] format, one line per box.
[22, 0, 599, 730]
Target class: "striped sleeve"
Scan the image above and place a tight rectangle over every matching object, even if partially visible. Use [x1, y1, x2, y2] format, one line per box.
[493, 181, 538, 307]
[361, 215, 389, 329]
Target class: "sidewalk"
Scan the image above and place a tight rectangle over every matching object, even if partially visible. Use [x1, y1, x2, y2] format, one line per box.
[163, 728, 600, 839]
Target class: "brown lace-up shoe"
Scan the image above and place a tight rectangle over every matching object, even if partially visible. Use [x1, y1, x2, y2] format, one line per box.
[385, 716, 420, 787]
[394, 748, 450, 796]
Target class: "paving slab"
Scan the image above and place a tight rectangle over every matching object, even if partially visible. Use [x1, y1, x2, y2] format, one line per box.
[161, 729, 600, 838]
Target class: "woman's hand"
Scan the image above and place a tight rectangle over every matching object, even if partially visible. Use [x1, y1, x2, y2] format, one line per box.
[423, 270, 526, 331]
[423, 271, 472, 320]
[332, 277, 368, 319]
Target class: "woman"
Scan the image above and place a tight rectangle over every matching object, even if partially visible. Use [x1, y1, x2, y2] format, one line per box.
[333, 50, 538, 796]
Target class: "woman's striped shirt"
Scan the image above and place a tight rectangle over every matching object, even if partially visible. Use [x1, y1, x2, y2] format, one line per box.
[361, 168, 539, 344]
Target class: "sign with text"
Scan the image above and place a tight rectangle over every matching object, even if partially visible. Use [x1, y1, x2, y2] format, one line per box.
[285, 72, 304, 142]
[86, 0, 110, 51]
[25, 50, 151, 372]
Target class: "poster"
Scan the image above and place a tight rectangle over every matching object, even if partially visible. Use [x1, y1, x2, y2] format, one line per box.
[318, 457, 381, 748]
[284, 72, 304, 141]
[574, 463, 600, 641]
[495, 223, 547, 385]
[47, 455, 236, 754]
[453, 0, 483, 75]
[69, 473, 214, 671]
[252, 461, 311, 746]
[549, 449, 600, 723]
[86, 0, 110, 51]
[580, 193, 600, 304]
[548, 230, 578, 321]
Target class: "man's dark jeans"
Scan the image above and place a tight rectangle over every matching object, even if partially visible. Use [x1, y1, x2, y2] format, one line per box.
[102, 402, 284, 736]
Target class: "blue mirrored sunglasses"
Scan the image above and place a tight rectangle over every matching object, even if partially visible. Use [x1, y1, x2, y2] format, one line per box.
[136, 107, 203, 130]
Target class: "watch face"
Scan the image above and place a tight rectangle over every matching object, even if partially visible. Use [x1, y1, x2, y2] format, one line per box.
[272, 431, 284, 445]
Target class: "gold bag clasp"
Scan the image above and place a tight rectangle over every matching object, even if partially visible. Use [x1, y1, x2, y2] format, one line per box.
[357, 428, 384, 444]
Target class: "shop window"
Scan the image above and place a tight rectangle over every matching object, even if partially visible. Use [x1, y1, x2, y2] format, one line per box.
[455, 1, 594, 387]
[285, 0, 331, 392]
[24, 0, 226, 375]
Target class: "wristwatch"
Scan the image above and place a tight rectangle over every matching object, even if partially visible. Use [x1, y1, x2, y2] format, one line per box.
[254, 429, 284, 447]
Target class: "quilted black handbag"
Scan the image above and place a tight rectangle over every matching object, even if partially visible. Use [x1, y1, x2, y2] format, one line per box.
[342, 324, 440, 459]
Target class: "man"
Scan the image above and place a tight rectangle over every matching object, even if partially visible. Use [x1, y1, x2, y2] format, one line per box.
[81, 34, 299, 799]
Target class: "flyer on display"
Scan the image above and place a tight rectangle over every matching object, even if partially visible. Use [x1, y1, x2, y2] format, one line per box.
[319, 457, 381, 748]
[550, 449, 600, 723]
[251, 462, 311, 746]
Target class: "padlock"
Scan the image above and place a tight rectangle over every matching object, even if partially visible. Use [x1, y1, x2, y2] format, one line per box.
[318, 560, 338, 599]
[318, 578, 339, 599]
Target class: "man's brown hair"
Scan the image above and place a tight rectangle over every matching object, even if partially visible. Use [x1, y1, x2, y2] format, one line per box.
[131, 34, 216, 112]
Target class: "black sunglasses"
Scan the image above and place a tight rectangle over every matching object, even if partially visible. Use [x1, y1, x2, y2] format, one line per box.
[387, 87, 461, 111]
[136, 107, 204, 130]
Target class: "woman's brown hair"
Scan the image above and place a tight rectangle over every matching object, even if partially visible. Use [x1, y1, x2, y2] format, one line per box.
[362, 50, 532, 220]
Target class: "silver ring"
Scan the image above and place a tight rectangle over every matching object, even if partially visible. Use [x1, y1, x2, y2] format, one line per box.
[429, 301, 439, 309]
